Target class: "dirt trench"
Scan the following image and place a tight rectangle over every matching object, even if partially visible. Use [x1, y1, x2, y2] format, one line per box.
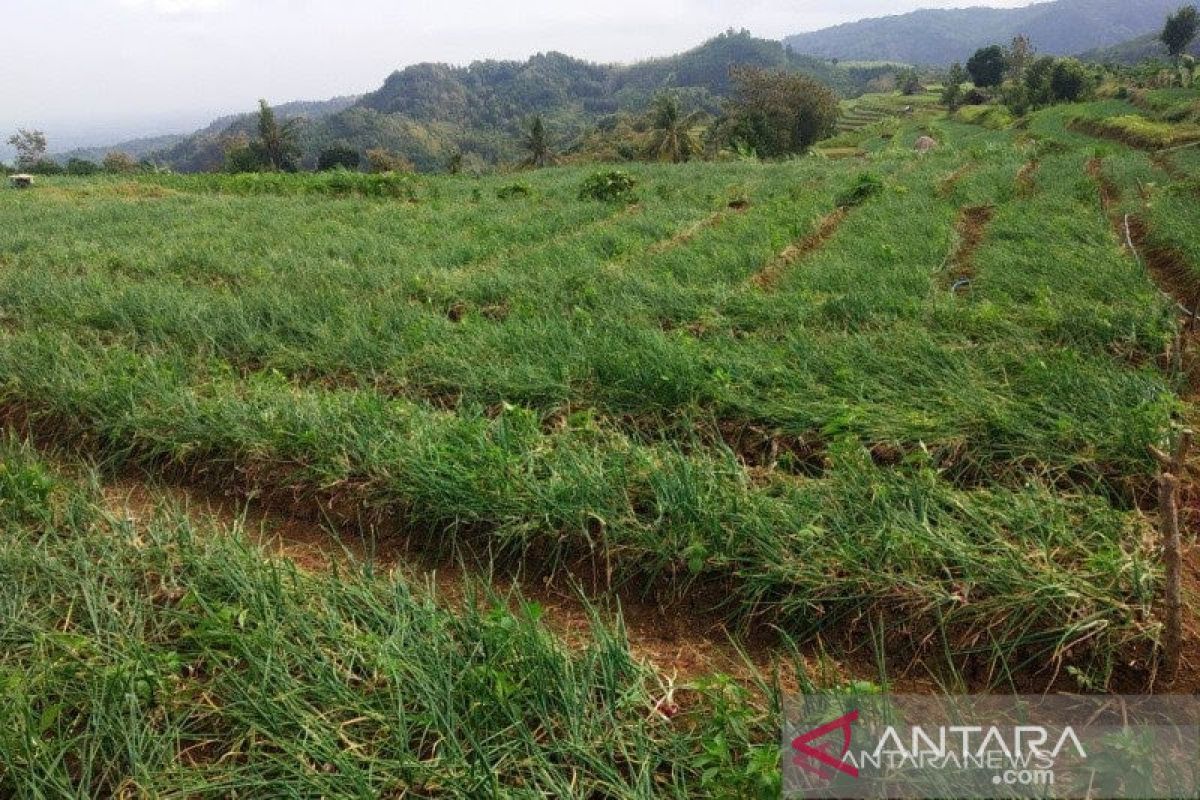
[96, 473, 900, 691]
[751, 207, 849, 290]
[941, 204, 995, 290]
[1087, 156, 1200, 692]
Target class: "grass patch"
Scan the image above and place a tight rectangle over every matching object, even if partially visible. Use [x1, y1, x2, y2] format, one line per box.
[1068, 114, 1200, 150]
[955, 105, 1015, 130]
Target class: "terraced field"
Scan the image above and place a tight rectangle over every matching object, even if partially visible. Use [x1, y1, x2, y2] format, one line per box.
[2, 91, 1199, 797]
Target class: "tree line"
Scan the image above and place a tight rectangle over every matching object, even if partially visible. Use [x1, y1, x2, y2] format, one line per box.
[3, 129, 150, 176]
[942, 5, 1198, 115]
[213, 66, 841, 177]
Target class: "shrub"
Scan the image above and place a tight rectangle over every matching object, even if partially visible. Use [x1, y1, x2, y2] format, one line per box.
[66, 158, 100, 176]
[579, 170, 638, 203]
[897, 68, 923, 95]
[955, 105, 1014, 129]
[962, 88, 990, 105]
[365, 148, 415, 174]
[1050, 59, 1091, 103]
[1000, 81, 1030, 116]
[29, 160, 63, 176]
[496, 182, 532, 200]
[102, 152, 138, 174]
[836, 172, 884, 207]
[942, 63, 968, 111]
[224, 143, 268, 174]
[317, 145, 361, 172]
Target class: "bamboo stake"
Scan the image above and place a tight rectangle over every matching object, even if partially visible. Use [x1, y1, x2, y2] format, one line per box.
[1152, 429, 1192, 679]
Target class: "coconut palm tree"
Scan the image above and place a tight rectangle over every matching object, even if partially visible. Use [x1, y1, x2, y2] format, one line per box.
[646, 93, 704, 163]
[257, 100, 301, 172]
[521, 116, 555, 168]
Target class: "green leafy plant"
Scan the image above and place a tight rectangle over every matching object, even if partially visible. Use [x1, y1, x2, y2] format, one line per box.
[836, 172, 884, 206]
[578, 170, 638, 202]
[496, 182, 533, 200]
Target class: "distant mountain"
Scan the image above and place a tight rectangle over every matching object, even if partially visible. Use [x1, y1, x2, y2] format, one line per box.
[63, 95, 359, 169]
[784, 0, 1181, 65]
[1078, 31, 1200, 64]
[56, 133, 187, 165]
[148, 32, 888, 173]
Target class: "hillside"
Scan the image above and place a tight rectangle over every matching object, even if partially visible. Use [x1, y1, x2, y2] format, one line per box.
[1078, 31, 1200, 64]
[784, 0, 1181, 65]
[144, 32, 886, 173]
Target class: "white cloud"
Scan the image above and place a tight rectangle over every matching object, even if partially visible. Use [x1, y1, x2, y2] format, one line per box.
[118, 0, 229, 13]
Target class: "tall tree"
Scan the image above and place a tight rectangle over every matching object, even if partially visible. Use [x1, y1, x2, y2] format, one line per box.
[646, 93, 703, 163]
[521, 116, 555, 168]
[7, 129, 48, 170]
[897, 67, 922, 95]
[1023, 56, 1058, 108]
[966, 45, 1007, 88]
[256, 100, 300, 172]
[1007, 34, 1035, 79]
[1049, 58, 1090, 103]
[942, 63, 968, 110]
[715, 66, 838, 158]
[1162, 5, 1199, 60]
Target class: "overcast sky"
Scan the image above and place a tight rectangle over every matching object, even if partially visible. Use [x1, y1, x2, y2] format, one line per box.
[2, 0, 1038, 149]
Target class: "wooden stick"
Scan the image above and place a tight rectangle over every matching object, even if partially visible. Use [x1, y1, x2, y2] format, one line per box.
[1159, 430, 1192, 680]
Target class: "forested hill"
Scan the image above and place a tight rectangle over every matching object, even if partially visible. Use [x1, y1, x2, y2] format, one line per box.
[141, 31, 885, 173]
[783, 0, 1181, 65]
[1078, 31, 1200, 65]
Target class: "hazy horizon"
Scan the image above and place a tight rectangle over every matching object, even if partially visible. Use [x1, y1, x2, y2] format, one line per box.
[3, 0, 1040, 156]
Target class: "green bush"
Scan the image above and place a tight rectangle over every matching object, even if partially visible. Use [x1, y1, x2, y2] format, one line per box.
[578, 170, 638, 203]
[317, 145, 361, 172]
[955, 104, 1015, 129]
[496, 182, 533, 200]
[1050, 59, 1091, 103]
[28, 160, 63, 176]
[836, 172, 884, 207]
[66, 158, 100, 176]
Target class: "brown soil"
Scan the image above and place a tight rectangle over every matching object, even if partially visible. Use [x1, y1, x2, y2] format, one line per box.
[1125, 216, 1200, 317]
[1087, 156, 1200, 693]
[1088, 157, 1199, 315]
[648, 205, 743, 255]
[936, 164, 974, 198]
[751, 207, 848, 290]
[942, 204, 995, 288]
[717, 420, 828, 479]
[95, 472, 892, 690]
